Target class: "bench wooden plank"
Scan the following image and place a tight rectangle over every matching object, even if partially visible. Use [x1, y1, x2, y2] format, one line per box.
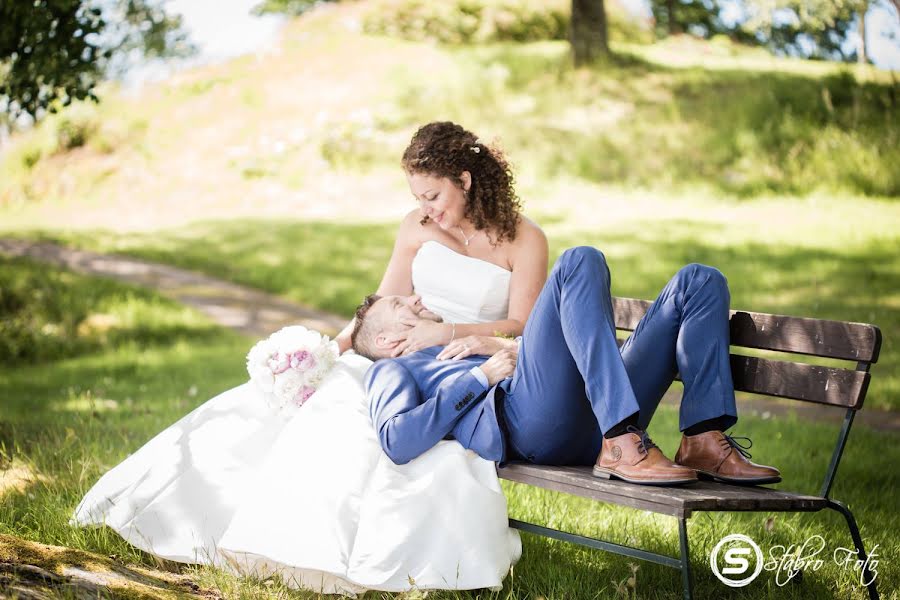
[499, 464, 691, 517]
[498, 464, 828, 516]
[730, 355, 870, 409]
[611, 339, 869, 409]
[613, 298, 881, 364]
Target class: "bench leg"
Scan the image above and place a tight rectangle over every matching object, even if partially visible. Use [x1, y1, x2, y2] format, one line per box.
[825, 499, 879, 600]
[678, 518, 693, 600]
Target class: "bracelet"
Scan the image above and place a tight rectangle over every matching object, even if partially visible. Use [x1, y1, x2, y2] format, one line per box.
[449, 322, 456, 343]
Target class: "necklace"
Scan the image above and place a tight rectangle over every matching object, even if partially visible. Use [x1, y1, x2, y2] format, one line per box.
[457, 226, 477, 246]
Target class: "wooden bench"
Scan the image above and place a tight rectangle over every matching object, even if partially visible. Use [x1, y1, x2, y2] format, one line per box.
[497, 297, 882, 600]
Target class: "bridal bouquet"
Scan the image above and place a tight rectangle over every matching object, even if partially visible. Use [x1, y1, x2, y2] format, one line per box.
[246, 326, 339, 412]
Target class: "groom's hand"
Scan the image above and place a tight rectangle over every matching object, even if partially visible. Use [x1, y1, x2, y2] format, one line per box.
[478, 348, 517, 386]
[417, 308, 443, 323]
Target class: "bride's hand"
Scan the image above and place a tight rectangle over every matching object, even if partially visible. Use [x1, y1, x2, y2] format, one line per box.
[437, 335, 512, 361]
[391, 318, 451, 357]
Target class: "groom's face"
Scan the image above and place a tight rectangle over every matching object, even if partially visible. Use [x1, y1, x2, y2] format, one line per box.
[370, 294, 442, 355]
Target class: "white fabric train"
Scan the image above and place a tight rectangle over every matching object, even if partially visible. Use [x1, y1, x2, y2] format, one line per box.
[72, 240, 521, 595]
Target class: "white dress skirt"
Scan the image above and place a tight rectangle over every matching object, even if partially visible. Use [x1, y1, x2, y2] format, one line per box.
[73, 240, 522, 595]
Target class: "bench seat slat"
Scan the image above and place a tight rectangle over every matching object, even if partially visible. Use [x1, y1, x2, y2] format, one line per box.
[499, 464, 828, 515]
[613, 298, 881, 364]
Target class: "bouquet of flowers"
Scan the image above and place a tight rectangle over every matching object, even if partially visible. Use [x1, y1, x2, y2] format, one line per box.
[246, 325, 339, 412]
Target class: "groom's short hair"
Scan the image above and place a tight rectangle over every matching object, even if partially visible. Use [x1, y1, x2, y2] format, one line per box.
[351, 294, 384, 360]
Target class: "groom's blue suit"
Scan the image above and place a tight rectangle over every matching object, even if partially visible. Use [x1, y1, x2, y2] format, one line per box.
[365, 246, 739, 466]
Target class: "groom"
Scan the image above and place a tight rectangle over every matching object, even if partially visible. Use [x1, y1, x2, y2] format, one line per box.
[351, 247, 780, 486]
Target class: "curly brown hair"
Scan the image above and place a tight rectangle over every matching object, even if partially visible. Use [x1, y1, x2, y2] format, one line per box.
[401, 122, 521, 246]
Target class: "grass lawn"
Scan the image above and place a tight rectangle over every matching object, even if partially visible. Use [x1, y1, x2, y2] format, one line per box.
[1, 251, 898, 599]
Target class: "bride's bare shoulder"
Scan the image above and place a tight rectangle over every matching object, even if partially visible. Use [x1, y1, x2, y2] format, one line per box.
[513, 216, 547, 247]
[508, 216, 548, 266]
[397, 208, 440, 246]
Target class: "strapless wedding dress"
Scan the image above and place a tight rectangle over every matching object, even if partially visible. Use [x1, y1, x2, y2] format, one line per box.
[72, 240, 520, 595]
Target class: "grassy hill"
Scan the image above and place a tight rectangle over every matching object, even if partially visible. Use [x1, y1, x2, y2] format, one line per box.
[1, 3, 897, 221]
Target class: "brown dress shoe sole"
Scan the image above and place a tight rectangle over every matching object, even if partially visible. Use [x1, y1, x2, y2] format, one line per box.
[694, 469, 782, 485]
[592, 466, 698, 486]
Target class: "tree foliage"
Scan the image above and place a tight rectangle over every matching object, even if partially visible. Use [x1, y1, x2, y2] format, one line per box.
[741, 0, 868, 60]
[648, 0, 896, 62]
[0, 1, 106, 120]
[252, 0, 325, 16]
[0, 0, 193, 123]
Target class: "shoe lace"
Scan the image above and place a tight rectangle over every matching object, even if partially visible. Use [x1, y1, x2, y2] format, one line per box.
[625, 425, 659, 455]
[720, 433, 753, 459]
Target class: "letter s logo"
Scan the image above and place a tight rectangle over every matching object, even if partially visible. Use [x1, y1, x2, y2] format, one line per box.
[722, 548, 751, 574]
[711, 534, 763, 587]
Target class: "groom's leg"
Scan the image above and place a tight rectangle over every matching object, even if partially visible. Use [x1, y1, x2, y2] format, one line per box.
[503, 246, 641, 465]
[619, 265, 781, 484]
[619, 264, 738, 432]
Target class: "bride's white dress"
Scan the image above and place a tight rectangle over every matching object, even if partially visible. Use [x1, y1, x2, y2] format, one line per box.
[73, 240, 521, 595]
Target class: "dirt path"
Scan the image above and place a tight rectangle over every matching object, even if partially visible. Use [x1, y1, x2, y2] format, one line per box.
[0, 238, 345, 339]
[2, 238, 897, 435]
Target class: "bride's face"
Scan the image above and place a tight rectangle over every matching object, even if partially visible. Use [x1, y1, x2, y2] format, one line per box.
[407, 171, 471, 230]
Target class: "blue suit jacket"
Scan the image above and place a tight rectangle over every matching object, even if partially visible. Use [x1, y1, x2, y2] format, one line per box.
[364, 346, 507, 465]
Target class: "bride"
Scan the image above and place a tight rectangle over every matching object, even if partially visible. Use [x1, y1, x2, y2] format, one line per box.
[72, 122, 549, 595]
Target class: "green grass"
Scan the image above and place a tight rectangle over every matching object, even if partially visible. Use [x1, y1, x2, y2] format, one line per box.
[1, 256, 899, 599]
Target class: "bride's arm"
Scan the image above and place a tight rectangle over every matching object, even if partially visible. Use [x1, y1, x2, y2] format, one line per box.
[334, 210, 422, 354]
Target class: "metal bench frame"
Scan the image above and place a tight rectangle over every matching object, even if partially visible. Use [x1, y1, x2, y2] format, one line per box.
[497, 298, 882, 600]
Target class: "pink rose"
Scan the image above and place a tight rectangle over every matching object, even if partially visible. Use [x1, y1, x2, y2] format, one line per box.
[268, 352, 291, 374]
[290, 350, 317, 371]
[293, 386, 315, 407]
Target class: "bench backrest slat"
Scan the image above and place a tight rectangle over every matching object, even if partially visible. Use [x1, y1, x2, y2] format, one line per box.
[613, 298, 882, 364]
[730, 355, 870, 409]
[612, 297, 880, 411]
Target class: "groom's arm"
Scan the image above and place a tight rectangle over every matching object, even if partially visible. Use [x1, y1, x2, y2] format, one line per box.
[365, 360, 487, 465]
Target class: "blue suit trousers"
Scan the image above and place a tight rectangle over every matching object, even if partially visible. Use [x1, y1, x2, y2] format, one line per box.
[501, 246, 738, 466]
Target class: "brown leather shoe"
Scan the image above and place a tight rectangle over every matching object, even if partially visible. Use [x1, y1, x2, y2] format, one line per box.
[593, 426, 698, 486]
[675, 430, 781, 485]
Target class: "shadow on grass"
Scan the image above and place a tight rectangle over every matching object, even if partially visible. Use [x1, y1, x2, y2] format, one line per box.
[1, 255, 234, 368]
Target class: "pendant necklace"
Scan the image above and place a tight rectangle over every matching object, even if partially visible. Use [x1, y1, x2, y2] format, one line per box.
[458, 226, 477, 246]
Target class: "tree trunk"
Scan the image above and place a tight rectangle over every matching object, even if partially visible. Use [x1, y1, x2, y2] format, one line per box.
[857, 2, 868, 64]
[571, 0, 609, 66]
[666, 0, 679, 35]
